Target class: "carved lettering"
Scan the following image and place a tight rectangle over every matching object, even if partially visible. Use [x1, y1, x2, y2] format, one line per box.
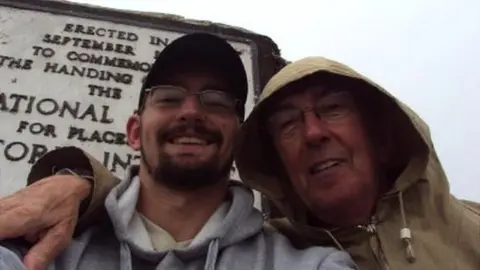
[67, 126, 127, 145]
[16, 120, 57, 138]
[66, 51, 151, 72]
[32, 46, 55, 58]
[88, 84, 122, 100]
[43, 62, 133, 85]
[0, 92, 114, 124]
[43, 34, 136, 56]
[63, 23, 138, 41]
[0, 55, 33, 70]
[103, 151, 140, 173]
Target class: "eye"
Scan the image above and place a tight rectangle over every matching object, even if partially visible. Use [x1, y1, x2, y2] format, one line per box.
[151, 89, 185, 106]
[268, 109, 300, 133]
[316, 92, 352, 119]
[201, 90, 236, 111]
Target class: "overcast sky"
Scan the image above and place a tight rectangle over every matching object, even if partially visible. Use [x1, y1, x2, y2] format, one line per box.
[74, 0, 480, 201]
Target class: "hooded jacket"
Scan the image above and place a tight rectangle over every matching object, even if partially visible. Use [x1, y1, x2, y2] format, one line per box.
[1, 165, 355, 270]
[235, 57, 480, 270]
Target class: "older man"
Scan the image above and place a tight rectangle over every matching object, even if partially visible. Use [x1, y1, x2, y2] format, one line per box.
[2, 57, 479, 269]
[0, 38, 354, 270]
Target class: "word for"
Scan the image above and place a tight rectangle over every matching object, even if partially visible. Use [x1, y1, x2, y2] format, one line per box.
[43, 62, 133, 85]
[43, 34, 135, 56]
[0, 55, 33, 70]
[64, 23, 139, 42]
[0, 92, 114, 124]
[67, 126, 127, 145]
[66, 51, 151, 72]
[17, 120, 57, 138]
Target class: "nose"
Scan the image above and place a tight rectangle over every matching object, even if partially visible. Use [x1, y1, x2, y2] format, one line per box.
[302, 112, 330, 145]
[176, 96, 205, 122]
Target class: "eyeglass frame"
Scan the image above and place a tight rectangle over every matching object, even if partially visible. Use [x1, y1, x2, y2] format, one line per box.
[139, 85, 240, 115]
[264, 90, 357, 139]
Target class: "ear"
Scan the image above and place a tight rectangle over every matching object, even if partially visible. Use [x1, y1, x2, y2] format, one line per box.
[126, 114, 141, 151]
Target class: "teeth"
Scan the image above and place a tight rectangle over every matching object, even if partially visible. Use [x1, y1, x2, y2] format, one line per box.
[313, 160, 339, 173]
[173, 137, 206, 145]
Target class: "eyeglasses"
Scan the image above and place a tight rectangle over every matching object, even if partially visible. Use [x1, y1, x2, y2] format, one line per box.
[144, 85, 238, 114]
[266, 91, 355, 138]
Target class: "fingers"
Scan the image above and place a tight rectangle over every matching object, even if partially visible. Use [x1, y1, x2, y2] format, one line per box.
[0, 204, 42, 239]
[25, 229, 48, 243]
[23, 221, 74, 270]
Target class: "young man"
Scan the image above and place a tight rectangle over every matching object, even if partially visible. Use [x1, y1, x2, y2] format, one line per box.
[0, 36, 354, 270]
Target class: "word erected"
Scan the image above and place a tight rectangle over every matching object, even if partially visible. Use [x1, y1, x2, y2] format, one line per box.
[0, 92, 114, 124]
[43, 34, 136, 56]
[0, 55, 33, 70]
[64, 23, 139, 42]
[43, 62, 133, 85]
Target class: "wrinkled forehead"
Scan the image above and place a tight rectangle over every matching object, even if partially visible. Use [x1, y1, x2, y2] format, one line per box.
[266, 72, 358, 110]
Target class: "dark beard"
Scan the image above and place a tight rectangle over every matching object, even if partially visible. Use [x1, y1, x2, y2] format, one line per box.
[141, 120, 233, 191]
[141, 146, 233, 190]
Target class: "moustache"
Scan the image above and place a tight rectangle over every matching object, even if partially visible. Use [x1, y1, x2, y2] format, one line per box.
[157, 121, 223, 145]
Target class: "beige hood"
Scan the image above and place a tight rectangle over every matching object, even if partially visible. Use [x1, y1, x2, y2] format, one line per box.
[236, 56, 429, 219]
[235, 57, 480, 269]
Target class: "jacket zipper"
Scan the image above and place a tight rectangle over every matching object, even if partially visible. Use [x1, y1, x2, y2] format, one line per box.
[359, 217, 390, 270]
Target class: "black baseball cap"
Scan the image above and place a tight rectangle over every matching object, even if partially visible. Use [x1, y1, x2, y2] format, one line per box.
[138, 32, 248, 120]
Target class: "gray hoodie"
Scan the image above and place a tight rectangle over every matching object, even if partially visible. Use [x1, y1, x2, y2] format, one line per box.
[0, 166, 356, 270]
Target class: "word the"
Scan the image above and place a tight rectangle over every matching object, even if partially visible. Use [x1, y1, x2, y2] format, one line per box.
[0, 55, 33, 70]
[88, 84, 122, 100]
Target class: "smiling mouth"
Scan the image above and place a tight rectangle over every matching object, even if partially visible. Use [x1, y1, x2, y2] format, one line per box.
[168, 136, 210, 146]
[309, 159, 344, 175]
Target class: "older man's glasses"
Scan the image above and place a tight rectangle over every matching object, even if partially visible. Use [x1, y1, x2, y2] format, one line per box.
[266, 91, 355, 137]
[145, 85, 238, 114]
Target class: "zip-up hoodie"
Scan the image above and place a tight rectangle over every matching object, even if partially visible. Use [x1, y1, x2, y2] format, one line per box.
[0, 166, 356, 270]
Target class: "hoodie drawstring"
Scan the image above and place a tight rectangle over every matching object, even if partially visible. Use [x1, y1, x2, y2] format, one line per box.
[398, 191, 416, 263]
[323, 229, 345, 251]
[204, 239, 220, 270]
[119, 243, 133, 270]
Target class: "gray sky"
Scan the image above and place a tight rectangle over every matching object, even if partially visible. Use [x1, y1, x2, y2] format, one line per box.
[74, 0, 480, 201]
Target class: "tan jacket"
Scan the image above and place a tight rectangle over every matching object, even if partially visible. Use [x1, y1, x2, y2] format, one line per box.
[28, 57, 480, 269]
[235, 57, 480, 270]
